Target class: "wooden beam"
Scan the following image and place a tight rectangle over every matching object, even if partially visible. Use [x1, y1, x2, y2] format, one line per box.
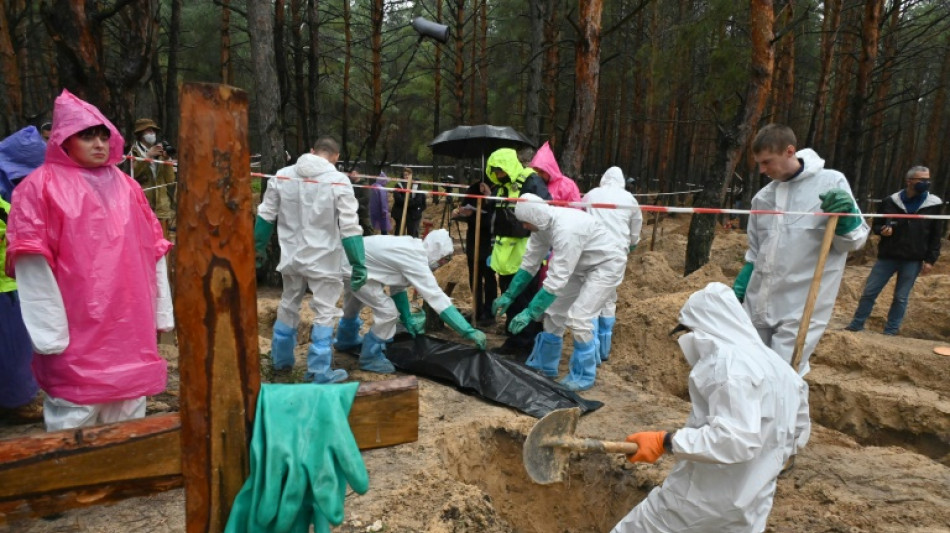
[0, 378, 419, 524]
[175, 83, 259, 533]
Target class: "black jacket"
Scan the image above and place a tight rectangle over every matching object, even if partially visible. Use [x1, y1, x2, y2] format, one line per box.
[392, 181, 426, 222]
[490, 173, 551, 238]
[874, 191, 944, 264]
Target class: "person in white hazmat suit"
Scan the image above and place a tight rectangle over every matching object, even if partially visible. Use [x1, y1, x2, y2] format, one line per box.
[334, 229, 487, 373]
[254, 136, 368, 384]
[492, 193, 626, 391]
[611, 282, 808, 533]
[732, 125, 868, 451]
[582, 166, 642, 363]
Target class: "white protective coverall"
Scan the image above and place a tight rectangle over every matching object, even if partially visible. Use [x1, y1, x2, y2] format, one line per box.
[582, 166, 643, 317]
[515, 194, 626, 342]
[257, 153, 363, 328]
[612, 282, 808, 533]
[742, 148, 869, 375]
[341, 232, 455, 339]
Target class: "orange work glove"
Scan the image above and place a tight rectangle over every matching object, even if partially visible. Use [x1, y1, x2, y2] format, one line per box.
[625, 431, 668, 464]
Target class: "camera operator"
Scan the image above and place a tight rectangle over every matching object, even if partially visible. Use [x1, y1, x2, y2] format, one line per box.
[128, 118, 176, 237]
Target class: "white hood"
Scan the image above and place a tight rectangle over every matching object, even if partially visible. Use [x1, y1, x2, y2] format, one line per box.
[423, 229, 454, 267]
[677, 282, 765, 367]
[599, 166, 625, 189]
[514, 193, 554, 230]
[294, 152, 337, 179]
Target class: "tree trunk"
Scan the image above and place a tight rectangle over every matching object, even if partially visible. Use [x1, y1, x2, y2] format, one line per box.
[805, 0, 841, 147]
[247, 0, 285, 181]
[0, 0, 23, 135]
[479, 0, 488, 124]
[291, 0, 307, 152]
[863, 0, 900, 203]
[341, 0, 351, 158]
[453, 0, 465, 124]
[542, 0, 559, 142]
[525, 0, 545, 143]
[366, 0, 384, 164]
[307, 0, 319, 142]
[560, 0, 603, 177]
[924, 36, 950, 176]
[220, 0, 231, 84]
[41, 0, 111, 112]
[843, 0, 884, 203]
[432, 0, 443, 139]
[685, 0, 775, 276]
[273, 0, 289, 119]
[826, 1, 860, 163]
[164, 0, 181, 142]
[769, 0, 795, 126]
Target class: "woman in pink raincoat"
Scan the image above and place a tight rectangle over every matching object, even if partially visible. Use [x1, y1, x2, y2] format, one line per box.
[6, 90, 174, 431]
[528, 141, 581, 206]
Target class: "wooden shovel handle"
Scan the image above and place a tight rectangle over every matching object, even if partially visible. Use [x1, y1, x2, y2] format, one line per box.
[790, 216, 838, 372]
[544, 437, 640, 455]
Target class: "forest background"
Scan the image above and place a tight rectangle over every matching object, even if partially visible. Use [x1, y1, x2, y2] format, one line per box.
[1, 0, 948, 272]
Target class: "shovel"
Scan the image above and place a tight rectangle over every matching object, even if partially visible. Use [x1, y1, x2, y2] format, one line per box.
[523, 407, 640, 485]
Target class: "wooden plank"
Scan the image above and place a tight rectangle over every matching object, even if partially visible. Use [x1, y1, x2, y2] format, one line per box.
[350, 376, 420, 450]
[0, 378, 418, 524]
[175, 83, 259, 533]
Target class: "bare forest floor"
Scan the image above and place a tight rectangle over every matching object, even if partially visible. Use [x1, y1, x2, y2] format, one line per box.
[4, 206, 950, 533]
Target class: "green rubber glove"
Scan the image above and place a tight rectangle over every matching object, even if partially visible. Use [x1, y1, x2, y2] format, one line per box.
[341, 235, 368, 292]
[392, 290, 421, 337]
[733, 262, 754, 303]
[492, 268, 534, 316]
[629, 243, 638, 253]
[819, 188, 862, 235]
[509, 289, 557, 334]
[224, 383, 368, 533]
[440, 305, 487, 349]
[254, 216, 275, 269]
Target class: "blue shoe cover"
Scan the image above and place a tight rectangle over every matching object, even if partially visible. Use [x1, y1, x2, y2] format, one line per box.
[559, 338, 597, 391]
[271, 320, 297, 370]
[359, 331, 396, 374]
[525, 331, 563, 378]
[307, 325, 348, 384]
[597, 316, 616, 363]
[334, 316, 364, 350]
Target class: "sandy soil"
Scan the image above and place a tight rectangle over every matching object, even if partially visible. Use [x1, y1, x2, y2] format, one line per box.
[4, 211, 950, 533]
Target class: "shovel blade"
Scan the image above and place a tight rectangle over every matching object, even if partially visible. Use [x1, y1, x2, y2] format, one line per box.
[523, 407, 580, 484]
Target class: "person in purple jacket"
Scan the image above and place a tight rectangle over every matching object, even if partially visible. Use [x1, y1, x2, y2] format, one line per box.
[369, 171, 392, 235]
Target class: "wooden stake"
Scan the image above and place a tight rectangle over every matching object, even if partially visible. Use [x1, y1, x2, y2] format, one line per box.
[790, 216, 839, 373]
[175, 83, 259, 533]
[472, 197, 483, 318]
[399, 175, 414, 236]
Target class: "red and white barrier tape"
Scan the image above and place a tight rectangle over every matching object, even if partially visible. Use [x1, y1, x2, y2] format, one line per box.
[125, 155, 950, 220]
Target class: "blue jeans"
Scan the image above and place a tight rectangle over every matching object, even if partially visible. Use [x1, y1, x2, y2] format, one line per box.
[848, 258, 922, 334]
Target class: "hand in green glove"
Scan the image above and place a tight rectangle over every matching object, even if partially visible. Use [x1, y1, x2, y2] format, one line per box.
[733, 262, 754, 303]
[254, 216, 275, 269]
[465, 329, 487, 350]
[492, 293, 514, 317]
[819, 188, 862, 235]
[492, 269, 535, 316]
[508, 289, 556, 335]
[224, 384, 368, 533]
[392, 291, 422, 337]
[629, 243, 638, 254]
[440, 306, 486, 349]
[341, 235, 368, 292]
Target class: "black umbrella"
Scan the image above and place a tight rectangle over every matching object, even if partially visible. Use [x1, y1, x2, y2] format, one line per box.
[429, 124, 534, 160]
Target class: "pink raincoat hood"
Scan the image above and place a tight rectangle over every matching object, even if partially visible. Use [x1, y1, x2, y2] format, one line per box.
[528, 142, 581, 204]
[46, 89, 126, 168]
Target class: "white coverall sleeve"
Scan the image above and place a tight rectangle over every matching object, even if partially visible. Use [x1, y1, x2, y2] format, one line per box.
[671, 375, 765, 464]
[15, 254, 69, 354]
[793, 380, 811, 452]
[518, 234, 549, 277]
[744, 211, 761, 264]
[629, 207, 643, 247]
[333, 179, 363, 238]
[829, 179, 869, 254]
[256, 182, 280, 222]
[403, 260, 452, 314]
[155, 255, 174, 332]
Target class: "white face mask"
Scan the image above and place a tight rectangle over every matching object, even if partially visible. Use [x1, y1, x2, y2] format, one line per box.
[142, 132, 157, 145]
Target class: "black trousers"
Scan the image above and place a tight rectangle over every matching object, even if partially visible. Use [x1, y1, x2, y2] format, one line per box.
[465, 242, 498, 320]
